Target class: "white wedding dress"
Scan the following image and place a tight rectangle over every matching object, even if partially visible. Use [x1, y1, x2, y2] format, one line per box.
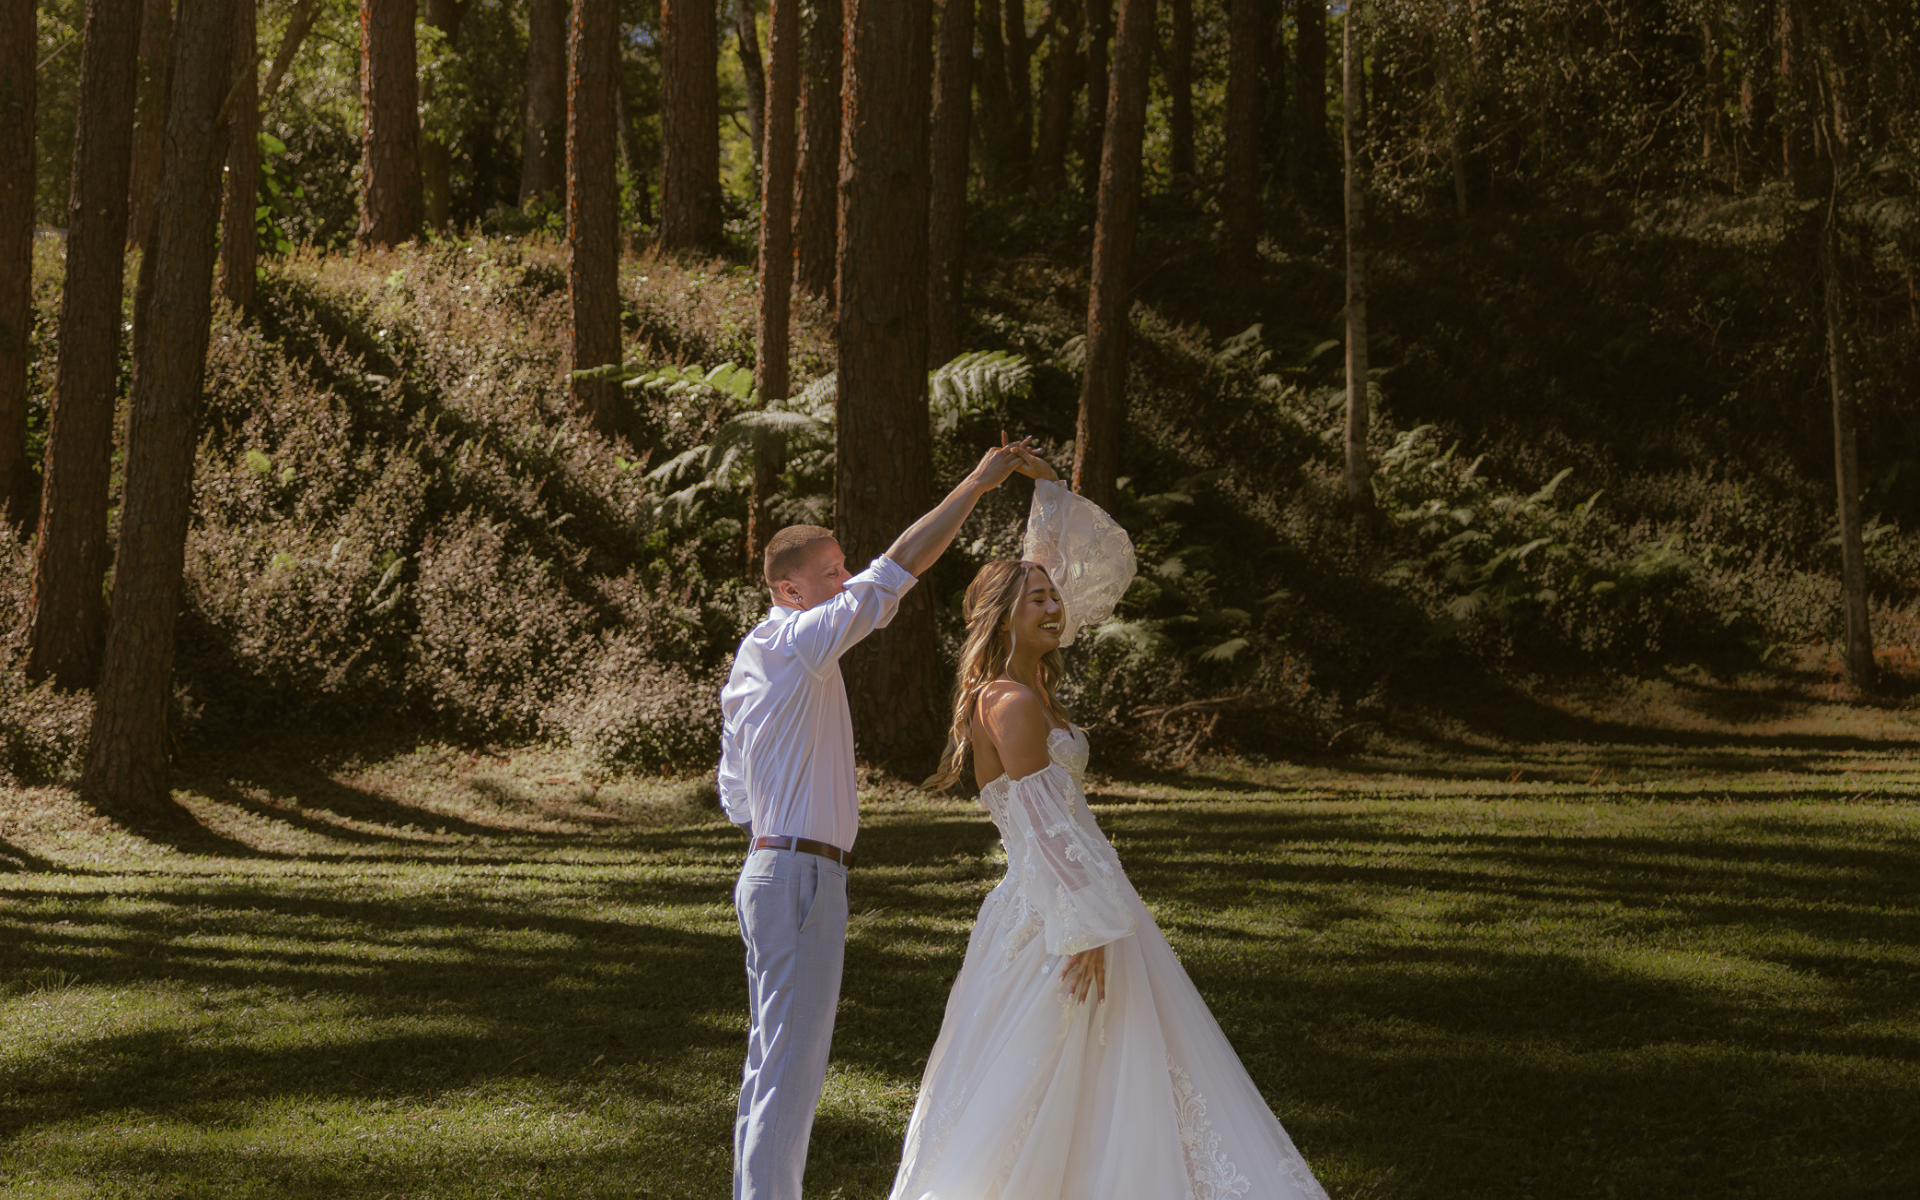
[884, 482, 1326, 1200]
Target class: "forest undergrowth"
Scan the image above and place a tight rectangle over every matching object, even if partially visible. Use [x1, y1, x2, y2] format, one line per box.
[4, 187, 1919, 790]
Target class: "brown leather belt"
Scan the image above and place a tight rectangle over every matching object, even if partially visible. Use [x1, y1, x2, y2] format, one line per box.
[751, 835, 854, 869]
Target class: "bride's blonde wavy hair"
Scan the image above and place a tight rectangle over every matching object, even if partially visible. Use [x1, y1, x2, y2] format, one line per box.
[925, 559, 1073, 791]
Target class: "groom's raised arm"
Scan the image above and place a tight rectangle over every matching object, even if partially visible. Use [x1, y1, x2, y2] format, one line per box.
[883, 442, 1031, 577]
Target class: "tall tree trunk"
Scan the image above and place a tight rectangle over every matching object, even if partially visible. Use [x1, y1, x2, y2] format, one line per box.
[793, 0, 840, 298]
[1736, 1, 1775, 186]
[1074, 0, 1153, 513]
[1341, 0, 1372, 512]
[1166, 0, 1194, 179]
[1222, 0, 1260, 263]
[1033, 0, 1082, 191]
[977, 0, 1016, 187]
[836, 0, 936, 762]
[1004, 0, 1035, 183]
[660, 0, 721, 249]
[218, 0, 258, 307]
[356, 0, 421, 249]
[421, 0, 472, 234]
[1825, 229, 1873, 690]
[749, 0, 798, 573]
[0, 0, 36, 528]
[26, 0, 141, 683]
[616, 69, 654, 229]
[82, 0, 235, 825]
[1701, 17, 1726, 167]
[520, 0, 567, 206]
[126, 0, 170, 252]
[734, 0, 766, 190]
[928, 0, 975, 365]
[1080, 0, 1112, 198]
[1257, 0, 1287, 172]
[568, 0, 620, 439]
[1778, 0, 1815, 194]
[1433, 27, 1468, 217]
[1292, 0, 1327, 189]
[259, 0, 317, 108]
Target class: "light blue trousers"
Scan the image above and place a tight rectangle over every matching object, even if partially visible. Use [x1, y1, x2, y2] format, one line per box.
[733, 847, 850, 1200]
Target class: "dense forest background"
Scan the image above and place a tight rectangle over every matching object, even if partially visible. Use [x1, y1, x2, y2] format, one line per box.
[5, 0, 1920, 817]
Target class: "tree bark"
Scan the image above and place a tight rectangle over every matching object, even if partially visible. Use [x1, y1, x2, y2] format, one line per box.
[977, 0, 1016, 187]
[217, 0, 258, 307]
[793, 0, 840, 299]
[0, 0, 36, 529]
[1004, 0, 1035, 183]
[259, 0, 317, 108]
[1736, 2, 1775, 186]
[1292, 0, 1328, 189]
[1433, 25, 1469, 217]
[928, 0, 974, 365]
[1257, 0, 1286, 171]
[1166, 0, 1194, 179]
[1034, 0, 1081, 192]
[749, 0, 798, 573]
[836, 0, 937, 762]
[126, 0, 170, 252]
[1074, 0, 1153, 513]
[568, 0, 620, 439]
[1222, 0, 1260, 263]
[520, 0, 566, 207]
[82, 0, 235, 825]
[1825, 228, 1873, 689]
[26, 0, 141, 682]
[356, 0, 421, 249]
[421, 0, 472, 234]
[734, 0, 767, 190]
[1341, 0, 1373, 512]
[660, 0, 721, 250]
[1081, 0, 1112, 197]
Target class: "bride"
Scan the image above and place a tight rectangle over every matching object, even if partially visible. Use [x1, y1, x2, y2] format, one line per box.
[886, 455, 1328, 1200]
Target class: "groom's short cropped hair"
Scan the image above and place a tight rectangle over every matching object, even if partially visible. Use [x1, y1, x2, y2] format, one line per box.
[764, 525, 836, 589]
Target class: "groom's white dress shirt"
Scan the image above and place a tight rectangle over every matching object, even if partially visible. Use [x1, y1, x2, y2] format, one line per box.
[718, 555, 917, 852]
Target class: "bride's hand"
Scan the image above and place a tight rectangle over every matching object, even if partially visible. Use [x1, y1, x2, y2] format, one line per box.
[1061, 945, 1107, 1004]
[999, 431, 1059, 482]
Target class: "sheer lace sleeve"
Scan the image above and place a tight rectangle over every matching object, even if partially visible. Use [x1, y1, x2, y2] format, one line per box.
[1022, 479, 1137, 647]
[999, 764, 1136, 956]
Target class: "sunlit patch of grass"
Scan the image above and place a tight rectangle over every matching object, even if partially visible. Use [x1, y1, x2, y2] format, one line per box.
[3, 730, 1918, 1197]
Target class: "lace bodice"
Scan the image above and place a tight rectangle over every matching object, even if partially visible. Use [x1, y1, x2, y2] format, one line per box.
[975, 727, 1133, 957]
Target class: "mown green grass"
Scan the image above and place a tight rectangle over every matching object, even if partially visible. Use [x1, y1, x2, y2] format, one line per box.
[3, 733, 1917, 1199]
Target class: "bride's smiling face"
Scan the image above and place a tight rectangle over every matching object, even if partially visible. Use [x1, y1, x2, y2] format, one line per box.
[1004, 565, 1066, 653]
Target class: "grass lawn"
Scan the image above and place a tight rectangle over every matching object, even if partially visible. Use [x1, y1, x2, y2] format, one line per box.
[3, 714, 1918, 1198]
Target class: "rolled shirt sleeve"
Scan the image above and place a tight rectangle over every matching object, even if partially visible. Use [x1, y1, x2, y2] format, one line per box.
[778, 555, 918, 672]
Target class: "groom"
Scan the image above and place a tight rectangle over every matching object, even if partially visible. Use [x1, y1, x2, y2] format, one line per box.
[718, 441, 1037, 1200]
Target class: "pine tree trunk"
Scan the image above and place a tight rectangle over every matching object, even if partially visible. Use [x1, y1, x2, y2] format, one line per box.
[793, 0, 840, 299]
[1433, 27, 1469, 217]
[928, 0, 975, 365]
[1342, 0, 1373, 512]
[520, 0, 567, 207]
[421, 0, 472, 234]
[660, 0, 721, 249]
[126, 0, 170, 252]
[0, 0, 34, 529]
[978, 0, 1016, 187]
[356, 0, 421, 249]
[259, 0, 317, 107]
[568, 0, 620, 440]
[1081, 0, 1112, 198]
[750, 0, 798, 574]
[1257, 0, 1287, 170]
[1825, 228, 1873, 689]
[1292, 0, 1327, 189]
[217, 0, 258, 307]
[25, 0, 142, 685]
[836, 0, 937, 764]
[1736, 3, 1775, 186]
[1034, 0, 1082, 192]
[1074, 0, 1153, 513]
[1167, 0, 1194, 179]
[1223, 0, 1261, 263]
[82, 0, 236, 826]
[734, 0, 767, 190]
[1004, 0, 1035, 183]
[616, 70, 654, 228]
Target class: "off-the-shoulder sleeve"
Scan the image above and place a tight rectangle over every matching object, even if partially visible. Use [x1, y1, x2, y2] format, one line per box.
[1021, 479, 1137, 647]
[999, 763, 1136, 956]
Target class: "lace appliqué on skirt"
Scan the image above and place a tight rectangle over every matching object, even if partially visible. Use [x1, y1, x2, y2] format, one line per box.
[1169, 1061, 1253, 1200]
